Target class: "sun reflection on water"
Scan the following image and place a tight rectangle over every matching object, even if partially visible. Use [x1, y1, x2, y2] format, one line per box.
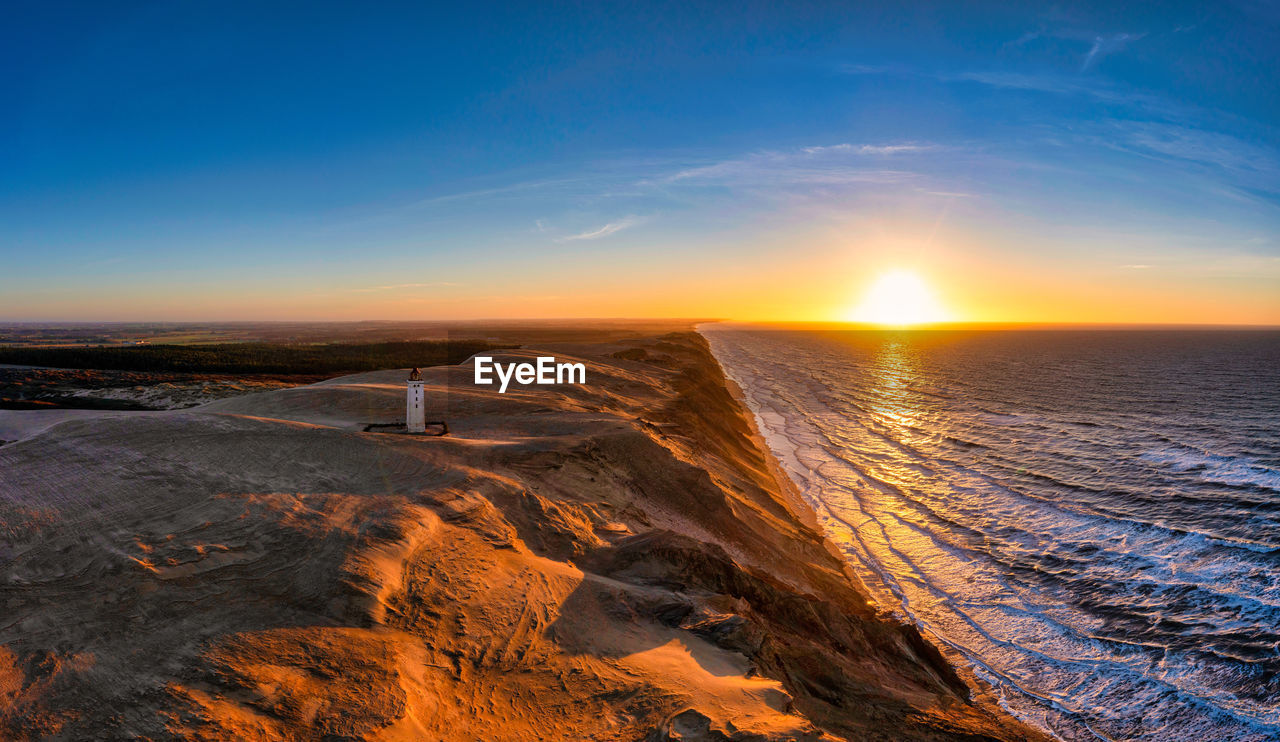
[868, 338, 920, 433]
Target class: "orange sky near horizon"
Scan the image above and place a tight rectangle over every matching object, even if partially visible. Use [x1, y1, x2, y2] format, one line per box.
[8, 218, 1275, 326]
[11, 270, 1274, 327]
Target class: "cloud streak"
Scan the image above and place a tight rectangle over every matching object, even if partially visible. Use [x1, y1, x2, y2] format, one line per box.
[845, 63, 1277, 209]
[993, 23, 1146, 71]
[800, 143, 933, 156]
[559, 215, 643, 241]
[1081, 33, 1144, 71]
[409, 177, 590, 208]
[659, 143, 933, 188]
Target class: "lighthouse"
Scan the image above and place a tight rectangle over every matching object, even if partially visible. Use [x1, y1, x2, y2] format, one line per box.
[406, 367, 425, 433]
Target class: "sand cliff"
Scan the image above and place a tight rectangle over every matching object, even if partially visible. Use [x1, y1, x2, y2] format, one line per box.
[0, 332, 1046, 741]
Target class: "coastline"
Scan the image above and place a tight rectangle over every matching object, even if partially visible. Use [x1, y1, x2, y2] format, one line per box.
[700, 328, 887, 611]
[699, 326, 1053, 739]
[713, 349, 821, 533]
[0, 329, 1046, 740]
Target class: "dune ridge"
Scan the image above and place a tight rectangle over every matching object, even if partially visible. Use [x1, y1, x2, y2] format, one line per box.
[0, 331, 1046, 740]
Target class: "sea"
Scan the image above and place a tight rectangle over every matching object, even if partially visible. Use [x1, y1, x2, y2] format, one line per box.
[702, 326, 1280, 742]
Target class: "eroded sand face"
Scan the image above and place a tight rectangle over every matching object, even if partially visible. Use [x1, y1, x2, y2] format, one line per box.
[0, 334, 1045, 741]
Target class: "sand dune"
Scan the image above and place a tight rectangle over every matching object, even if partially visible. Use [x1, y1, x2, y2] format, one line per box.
[0, 333, 1045, 740]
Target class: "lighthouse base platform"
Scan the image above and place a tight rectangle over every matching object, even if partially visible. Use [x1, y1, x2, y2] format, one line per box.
[362, 421, 449, 436]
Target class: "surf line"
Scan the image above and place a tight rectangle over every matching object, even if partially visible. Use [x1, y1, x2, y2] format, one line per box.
[473, 356, 586, 394]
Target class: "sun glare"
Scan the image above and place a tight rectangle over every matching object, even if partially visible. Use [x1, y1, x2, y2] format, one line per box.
[849, 270, 950, 326]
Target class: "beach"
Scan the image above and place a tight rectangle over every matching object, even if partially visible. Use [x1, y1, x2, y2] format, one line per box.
[0, 328, 1045, 740]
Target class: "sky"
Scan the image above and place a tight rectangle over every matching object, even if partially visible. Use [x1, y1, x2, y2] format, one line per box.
[2, 0, 1278, 324]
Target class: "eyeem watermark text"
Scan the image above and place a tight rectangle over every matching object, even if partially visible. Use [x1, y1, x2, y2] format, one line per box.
[473, 356, 586, 393]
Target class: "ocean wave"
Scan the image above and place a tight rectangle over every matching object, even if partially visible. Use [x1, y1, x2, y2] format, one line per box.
[704, 327, 1280, 742]
[1141, 447, 1280, 492]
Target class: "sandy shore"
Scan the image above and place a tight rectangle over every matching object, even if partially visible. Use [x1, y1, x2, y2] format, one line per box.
[0, 330, 1046, 740]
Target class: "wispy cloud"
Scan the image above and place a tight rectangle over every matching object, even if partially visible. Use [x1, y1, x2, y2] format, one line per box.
[993, 21, 1147, 71]
[904, 64, 1279, 208]
[938, 70, 1164, 109]
[558, 215, 644, 241]
[1081, 32, 1144, 71]
[944, 70, 1089, 95]
[1118, 123, 1275, 174]
[801, 143, 933, 156]
[1091, 121, 1280, 202]
[659, 144, 931, 188]
[409, 177, 587, 208]
[347, 282, 461, 293]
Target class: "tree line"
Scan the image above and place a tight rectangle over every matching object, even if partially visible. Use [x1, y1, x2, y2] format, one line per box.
[0, 340, 509, 376]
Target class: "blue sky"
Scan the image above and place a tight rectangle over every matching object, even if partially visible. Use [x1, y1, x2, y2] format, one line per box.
[2, 1, 1278, 322]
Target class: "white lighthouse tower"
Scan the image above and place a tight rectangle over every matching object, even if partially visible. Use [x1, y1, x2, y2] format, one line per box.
[406, 367, 425, 433]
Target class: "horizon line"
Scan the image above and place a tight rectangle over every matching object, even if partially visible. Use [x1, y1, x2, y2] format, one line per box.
[2, 318, 1279, 330]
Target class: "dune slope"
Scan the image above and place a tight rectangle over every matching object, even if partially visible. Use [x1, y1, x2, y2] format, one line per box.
[0, 332, 1045, 741]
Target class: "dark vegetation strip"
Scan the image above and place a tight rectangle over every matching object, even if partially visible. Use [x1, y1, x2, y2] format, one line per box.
[0, 340, 511, 376]
[0, 397, 156, 411]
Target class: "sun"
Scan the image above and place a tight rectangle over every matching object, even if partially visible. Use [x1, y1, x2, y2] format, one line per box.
[849, 270, 950, 326]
